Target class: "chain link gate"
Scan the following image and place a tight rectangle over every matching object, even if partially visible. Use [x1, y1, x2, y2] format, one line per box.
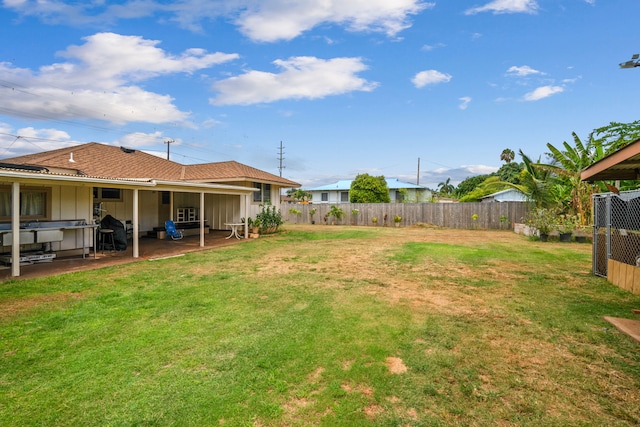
[592, 190, 640, 277]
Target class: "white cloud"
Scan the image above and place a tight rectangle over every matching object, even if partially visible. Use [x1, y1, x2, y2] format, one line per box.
[421, 164, 499, 189]
[0, 33, 238, 125]
[237, 0, 433, 42]
[506, 65, 544, 77]
[201, 118, 223, 129]
[3, 0, 433, 42]
[57, 33, 238, 85]
[459, 96, 472, 110]
[412, 70, 452, 88]
[523, 85, 564, 101]
[210, 56, 378, 106]
[0, 123, 77, 158]
[115, 131, 170, 148]
[465, 0, 538, 15]
[421, 43, 445, 51]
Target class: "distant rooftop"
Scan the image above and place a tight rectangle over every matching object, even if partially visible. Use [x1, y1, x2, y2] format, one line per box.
[307, 178, 426, 192]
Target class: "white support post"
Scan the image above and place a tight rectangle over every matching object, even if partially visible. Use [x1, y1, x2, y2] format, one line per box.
[133, 189, 139, 258]
[170, 192, 174, 221]
[11, 182, 20, 277]
[243, 194, 250, 238]
[200, 192, 205, 247]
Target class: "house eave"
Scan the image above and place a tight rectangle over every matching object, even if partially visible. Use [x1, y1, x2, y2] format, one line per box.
[0, 170, 259, 194]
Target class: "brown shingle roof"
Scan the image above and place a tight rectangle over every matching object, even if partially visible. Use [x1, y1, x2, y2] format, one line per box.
[184, 161, 299, 187]
[1, 142, 300, 187]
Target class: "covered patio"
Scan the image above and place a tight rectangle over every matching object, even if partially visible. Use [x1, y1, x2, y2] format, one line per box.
[0, 229, 247, 281]
[1, 170, 255, 279]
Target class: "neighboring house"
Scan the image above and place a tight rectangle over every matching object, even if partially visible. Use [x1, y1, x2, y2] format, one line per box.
[480, 188, 527, 203]
[306, 178, 430, 204]
[0, 142, 299, 277]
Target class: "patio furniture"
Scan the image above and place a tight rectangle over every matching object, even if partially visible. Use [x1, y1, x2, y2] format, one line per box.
[164, 220, 184, 240]
[224, 222, 244, 239]
[99, 229, 116, 253]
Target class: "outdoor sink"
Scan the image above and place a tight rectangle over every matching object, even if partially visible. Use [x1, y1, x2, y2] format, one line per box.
[22, 223, 43, 229]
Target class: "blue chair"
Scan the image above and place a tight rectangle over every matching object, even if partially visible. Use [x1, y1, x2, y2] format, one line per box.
[164, 220, 184, 240]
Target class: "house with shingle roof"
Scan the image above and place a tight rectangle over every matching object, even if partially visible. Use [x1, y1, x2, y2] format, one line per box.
[0, 142, 299, 277]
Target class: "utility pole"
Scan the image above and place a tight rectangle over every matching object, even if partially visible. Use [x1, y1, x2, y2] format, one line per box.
[277, 141, 285, 177]
[165, 139, 174, 160]
[416, 157, 420, 185]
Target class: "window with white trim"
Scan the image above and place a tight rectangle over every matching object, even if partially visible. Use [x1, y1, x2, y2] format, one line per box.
[253, 183, 271, 203]
[0, 186, 51, 220]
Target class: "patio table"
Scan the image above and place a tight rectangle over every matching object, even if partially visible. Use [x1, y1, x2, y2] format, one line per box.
[224, 223, 245, 239]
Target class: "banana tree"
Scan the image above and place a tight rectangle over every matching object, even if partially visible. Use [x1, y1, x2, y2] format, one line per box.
[543, 132, 598, 224]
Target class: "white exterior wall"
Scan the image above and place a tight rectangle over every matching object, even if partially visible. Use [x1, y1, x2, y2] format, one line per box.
[310, 190, 344, 204]
[310, 188, 430, 204]
[1, 184, 94, 254]
[2, 181, 286, 254]
[99, 189, 159, 233]
[54, 184, 93, 251]
[209, 194, 242, 229]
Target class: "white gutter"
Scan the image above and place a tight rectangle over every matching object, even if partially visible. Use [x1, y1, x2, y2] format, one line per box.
[0, 170, 260, 194]
[152, 180, 259, 194]
[0, 170, 156, 187]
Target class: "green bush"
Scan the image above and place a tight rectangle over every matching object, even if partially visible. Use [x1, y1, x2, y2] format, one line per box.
[256, 204, 283, 233]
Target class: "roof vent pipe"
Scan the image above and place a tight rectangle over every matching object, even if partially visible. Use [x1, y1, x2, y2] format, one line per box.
[69, 152, 75, 163]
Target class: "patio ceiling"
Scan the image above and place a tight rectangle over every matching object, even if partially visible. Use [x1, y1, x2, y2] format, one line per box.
[581, 138, 640, 182]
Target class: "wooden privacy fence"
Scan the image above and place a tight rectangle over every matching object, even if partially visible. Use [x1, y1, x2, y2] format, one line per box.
[280, 202, 530, 230]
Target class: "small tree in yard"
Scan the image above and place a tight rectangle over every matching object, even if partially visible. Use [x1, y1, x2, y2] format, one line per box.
[350, 174, 390, 203]
[288, 208, 302, 223]
[327, 206, 345, 224]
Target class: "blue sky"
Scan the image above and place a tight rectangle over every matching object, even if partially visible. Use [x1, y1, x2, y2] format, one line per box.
[0, 0, 638, 189]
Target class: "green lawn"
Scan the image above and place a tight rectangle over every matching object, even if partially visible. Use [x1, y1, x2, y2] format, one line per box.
[1, 225, 639, 426]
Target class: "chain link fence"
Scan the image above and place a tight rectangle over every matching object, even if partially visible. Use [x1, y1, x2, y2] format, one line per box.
[593, 189, 640, 277]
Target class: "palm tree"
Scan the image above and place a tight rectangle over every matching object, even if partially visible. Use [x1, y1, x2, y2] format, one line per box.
[500, 148, 515, 164]
[437, 177, 455, 196]
[502, 150, 552, 208]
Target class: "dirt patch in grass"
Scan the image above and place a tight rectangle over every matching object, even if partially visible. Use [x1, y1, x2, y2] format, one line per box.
[0, 292, 83, 321]
[386, 356, 408, 374]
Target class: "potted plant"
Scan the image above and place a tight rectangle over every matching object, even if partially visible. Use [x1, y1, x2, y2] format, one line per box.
[573, 224, 590, 243]
[525, 207, 554, 241]
[309, 208, 318, 224]
[251, 218, 261, 234]
[371, 216, 378, 226]
[393, 215, 402, 227]
[556, 214, 577, 242]
[471, 213, 478, 229]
